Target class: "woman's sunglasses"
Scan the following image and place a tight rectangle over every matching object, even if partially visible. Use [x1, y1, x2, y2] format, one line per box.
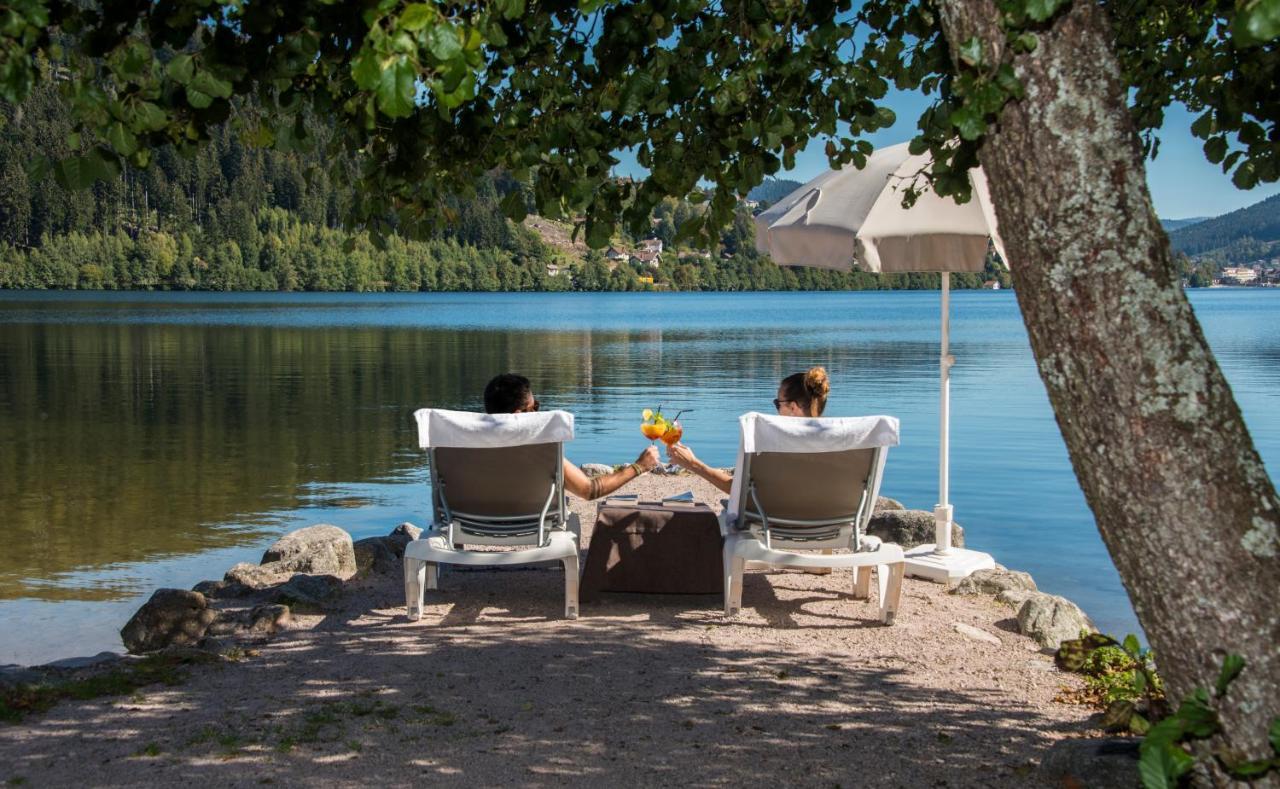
[772, 398, 793, 410]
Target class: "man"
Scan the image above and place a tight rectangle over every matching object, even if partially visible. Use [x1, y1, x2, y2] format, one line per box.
[484, 373, 659, 500]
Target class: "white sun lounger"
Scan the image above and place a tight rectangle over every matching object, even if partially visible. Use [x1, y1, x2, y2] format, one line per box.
[721, 412, 906, 624]
[404, 408, 582, 619]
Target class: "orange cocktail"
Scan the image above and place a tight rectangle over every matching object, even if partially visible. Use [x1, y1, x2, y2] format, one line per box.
[640, 407, 668, 442]
[660, 421, 682, 447]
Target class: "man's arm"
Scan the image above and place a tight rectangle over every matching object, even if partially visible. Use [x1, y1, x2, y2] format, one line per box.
[563, 446, 660, 500]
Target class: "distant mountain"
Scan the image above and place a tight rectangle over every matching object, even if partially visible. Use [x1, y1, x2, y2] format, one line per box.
[1161, 217, 1208, 232]
[1169, 194, 1280, 264]
[748, 178, 804, 205]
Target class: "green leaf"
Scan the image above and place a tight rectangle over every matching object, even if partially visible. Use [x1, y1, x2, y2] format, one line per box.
[584, 218, 613, 249]
[376, 57, 417, 118]
[399, 3, 436, 31]
[1232, 161, 1258, 189]
[185, 88, 213, 109]
[189, 70, 233, 99]
[166, 54, 194, 84]
[1269, 716, 1280, 753]
[950, 105, 986, 141]
[1123, 634, 1141, 656]
[1190, 110, 1214, 138]
[351, 48, 382, 90]
[427, 23, 462, 62]
[1139, 743, 1192, 789]
[1128, 712, 1151, 735]
[957, 37, 983, 67]
[1024, 0, 1069, 23]
[1232, 0, 1280, 46]
[1204, 136, 1228, 165]
[1215, 654, 1245, 697]
[1012, 33, 1038, 53]
[495, 0, 525, 20]
[1102, 700, 1135, 731]
[1174, 690, 1219, 739]
[132, 102, 168, 132]
[106, 122, 137, 156]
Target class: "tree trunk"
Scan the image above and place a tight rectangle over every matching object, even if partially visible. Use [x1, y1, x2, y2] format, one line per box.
[935, 0, 1280, 775]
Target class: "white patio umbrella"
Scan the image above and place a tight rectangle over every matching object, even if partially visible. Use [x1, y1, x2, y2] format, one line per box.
[754, 141, 1008, 582]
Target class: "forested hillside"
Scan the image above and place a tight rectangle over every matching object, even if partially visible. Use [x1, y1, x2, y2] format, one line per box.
[0, 85, 1007, 292]
[747, 178, 804, 205]
[1168, 194, 1280, 264]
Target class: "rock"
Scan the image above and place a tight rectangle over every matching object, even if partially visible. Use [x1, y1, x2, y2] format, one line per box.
[951, 568, 1038, 596]
[249, 604, 291, 635]
[260, 524, 357, 580]
[386, 523, 423, 555]
[0, 665, 46, 687]
[119, 589, 218, 654]
[866, 509, 965, 550]
[42, 651, 123, 670]
[953, 623, 1002, 646]
[205, 611, 249, 637]
[1017, 593, 1095, 650]
[1040, 737, 1139, 788]
[225, 562, 291, 590]
[998, 589, 1037, 609]
[580, 463, 613, 478]
[192, 579, 251, 599]
[874, 496, 904, 512]
[272, 574, 344, 610]
[354, 537, 400, 576]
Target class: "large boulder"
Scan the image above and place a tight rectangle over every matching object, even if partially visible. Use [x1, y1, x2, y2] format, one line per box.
[260, 524, 357, 579]
[866, 509, 965, 550]
[249, 604, 292, 635]
[271, 573, 344, 610]
[224, 562, 292, 590]
[951, 568, 1038, 596]
[192, 578, 251, 599]
[580, 463, 613, 478]
[354, 537, 400, 576]
[874, 496, 904, 513]
[1017, 593, 1095, 649]
[386, 522, 423, 554]
[120, 589, 218, 654]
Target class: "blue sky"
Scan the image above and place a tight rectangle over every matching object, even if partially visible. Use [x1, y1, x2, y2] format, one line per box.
[615, 90, 1277, 221]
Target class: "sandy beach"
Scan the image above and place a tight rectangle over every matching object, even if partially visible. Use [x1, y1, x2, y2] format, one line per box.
[0, 473, 1094, 786]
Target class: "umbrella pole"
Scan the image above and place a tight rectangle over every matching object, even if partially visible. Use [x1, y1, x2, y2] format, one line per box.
[905, 270, 997, 582]
[935, 273, 954, 556]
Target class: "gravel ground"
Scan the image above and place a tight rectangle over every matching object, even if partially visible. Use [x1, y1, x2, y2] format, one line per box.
[0, 472, 1092, 787]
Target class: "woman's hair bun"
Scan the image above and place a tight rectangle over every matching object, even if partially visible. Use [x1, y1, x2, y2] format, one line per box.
[804, 366, 830, 398]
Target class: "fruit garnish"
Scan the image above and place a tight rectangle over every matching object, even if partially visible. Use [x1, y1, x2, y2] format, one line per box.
[642, 408, 653, 420]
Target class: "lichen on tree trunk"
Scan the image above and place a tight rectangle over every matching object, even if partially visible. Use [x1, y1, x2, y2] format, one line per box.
[934, 0, 1280, 774]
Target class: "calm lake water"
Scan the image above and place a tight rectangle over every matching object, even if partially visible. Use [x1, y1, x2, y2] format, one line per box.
[1, 289, 1276, 665]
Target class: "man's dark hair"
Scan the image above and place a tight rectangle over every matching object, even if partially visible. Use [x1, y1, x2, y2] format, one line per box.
[484, 373, 532, 414]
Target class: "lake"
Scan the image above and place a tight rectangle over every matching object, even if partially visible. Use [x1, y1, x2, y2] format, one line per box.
[1, 289, 1276, 665]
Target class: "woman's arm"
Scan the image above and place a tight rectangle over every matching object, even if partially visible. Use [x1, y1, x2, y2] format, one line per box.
[563, 446, 660, 500]
[666, 442, 733, 495]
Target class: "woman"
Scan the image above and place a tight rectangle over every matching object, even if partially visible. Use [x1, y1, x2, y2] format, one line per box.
[667, 366, 830, 495]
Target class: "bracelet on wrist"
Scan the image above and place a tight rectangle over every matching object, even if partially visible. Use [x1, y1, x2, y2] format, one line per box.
[631, 462, 644, 476]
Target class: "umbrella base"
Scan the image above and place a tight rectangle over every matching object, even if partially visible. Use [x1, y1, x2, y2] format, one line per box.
[903, 545, 995, 584]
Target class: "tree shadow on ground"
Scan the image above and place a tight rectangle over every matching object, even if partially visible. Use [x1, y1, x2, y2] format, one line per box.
[0, 568, 1083, 787]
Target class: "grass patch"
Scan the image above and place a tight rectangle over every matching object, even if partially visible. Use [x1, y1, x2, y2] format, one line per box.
[134, 742, 163, 757]
[1, 652, 218, 724]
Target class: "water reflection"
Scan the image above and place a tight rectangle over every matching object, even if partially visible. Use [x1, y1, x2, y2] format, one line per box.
[1, 290, 1276, 664]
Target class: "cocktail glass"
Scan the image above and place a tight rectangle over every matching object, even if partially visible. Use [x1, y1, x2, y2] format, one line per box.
[660, 420, 682, 448]
[640, 407, 667, 444]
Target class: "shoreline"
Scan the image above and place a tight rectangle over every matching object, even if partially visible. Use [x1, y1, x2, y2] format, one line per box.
[0, 472, 1108, 786]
